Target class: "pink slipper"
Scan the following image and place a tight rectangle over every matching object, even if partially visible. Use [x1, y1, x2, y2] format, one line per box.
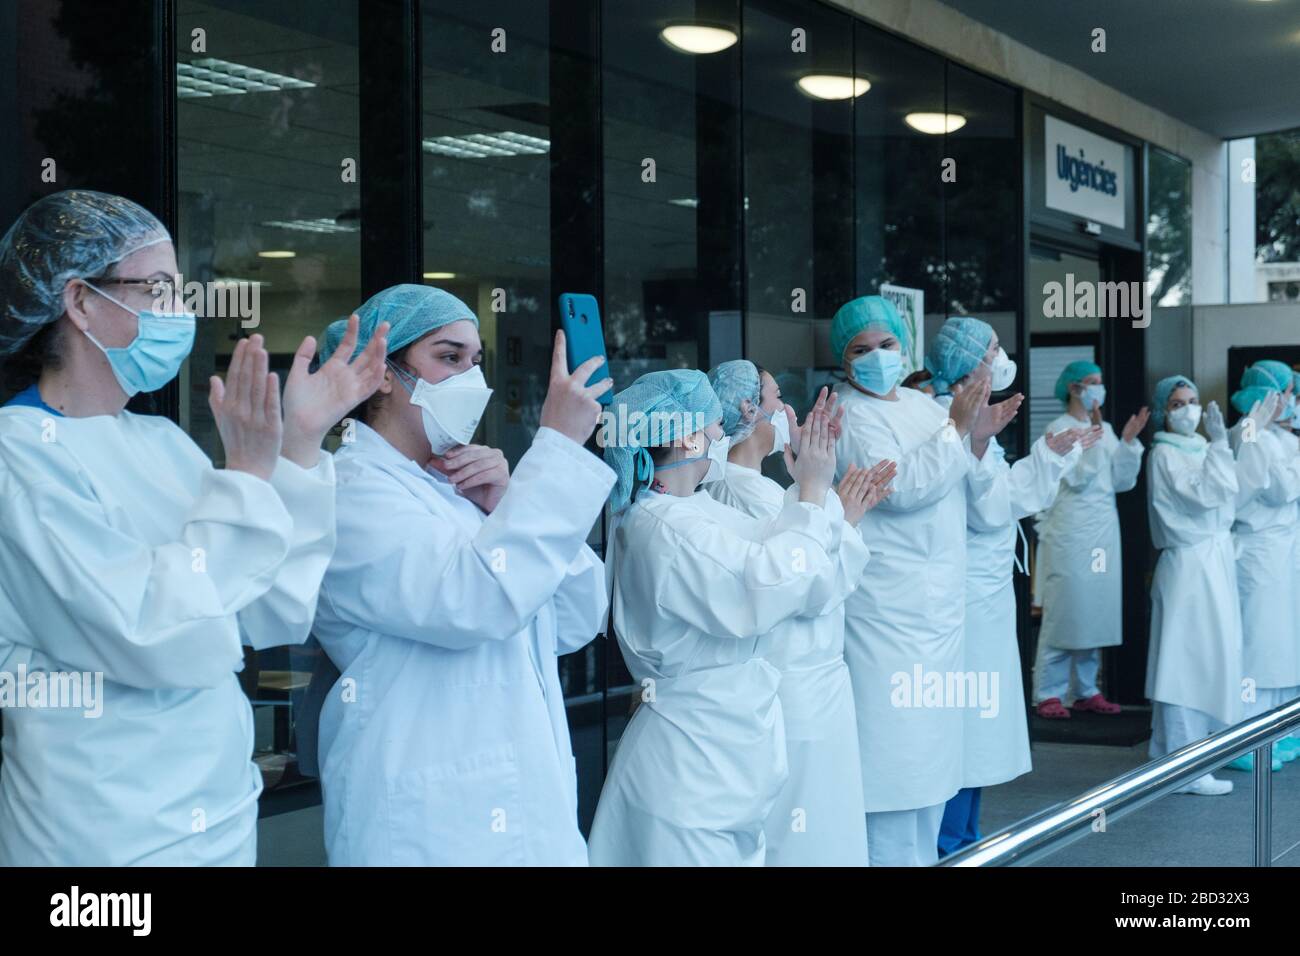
[1072, 693, 1122, 715]
[1036, 697, 1071, 719]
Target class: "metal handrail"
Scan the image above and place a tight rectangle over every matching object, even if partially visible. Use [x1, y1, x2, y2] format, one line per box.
[940, 697, 1300, 867]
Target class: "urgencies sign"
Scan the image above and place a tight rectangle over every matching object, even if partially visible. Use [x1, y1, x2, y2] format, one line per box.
[1045, 115, 1126, 229]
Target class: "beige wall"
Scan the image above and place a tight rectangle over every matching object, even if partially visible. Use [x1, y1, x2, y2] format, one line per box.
[826, 0, 1228, 305]
[1191, 302, 1300, 411]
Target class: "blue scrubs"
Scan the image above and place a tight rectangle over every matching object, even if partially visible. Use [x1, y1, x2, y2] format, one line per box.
[4, 383, 63, 416]
[938, 786, 982, 857]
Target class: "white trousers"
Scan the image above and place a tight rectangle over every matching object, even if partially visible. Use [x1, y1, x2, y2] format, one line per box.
[1032, 642, 1101, 704]
[1149, 701, 1225, 759]
[865, 802, 945, 867]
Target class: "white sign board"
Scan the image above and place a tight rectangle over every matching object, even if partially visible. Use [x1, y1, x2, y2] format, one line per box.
[879, 283, 924, 377]
[1044, 115, 1126, 229]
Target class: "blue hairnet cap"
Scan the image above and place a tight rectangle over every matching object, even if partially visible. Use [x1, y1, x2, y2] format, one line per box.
[320, 284, 478, 362]
[830, 296, 910, 364]
[924, 316, 994, 395]
[1152, 374, 1197, 429]
[707, 359, 762, 440]
[603, 369, 722, 512]
[0, 190, 170, 355]
[1054, 360, 1102, 403]
[1232, 385, 1275, 416]
[1243, 360, 1294, 393]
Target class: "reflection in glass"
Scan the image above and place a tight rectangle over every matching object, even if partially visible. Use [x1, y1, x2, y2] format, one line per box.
[744, 0, 853, 430]
[599, 0, 743, 801]
[1147, 147, 1192, 307]
[175, 0, 362, 798]
[855, 22, 945, 381]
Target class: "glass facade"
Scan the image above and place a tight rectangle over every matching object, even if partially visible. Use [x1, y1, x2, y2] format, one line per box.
[175, 0, 363, 799]
[1146, 146, 1192, 307]
[21, 0, 1240, 861]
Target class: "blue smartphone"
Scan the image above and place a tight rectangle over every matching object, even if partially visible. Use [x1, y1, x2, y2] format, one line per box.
[558, 293, 612, 405]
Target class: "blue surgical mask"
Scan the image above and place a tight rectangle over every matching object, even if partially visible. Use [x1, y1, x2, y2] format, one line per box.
[850, 348, 903, 395]
[1080, 383, 1106, 410]
[82, 281, 195, 397]
[1281, 394, 1296, 422]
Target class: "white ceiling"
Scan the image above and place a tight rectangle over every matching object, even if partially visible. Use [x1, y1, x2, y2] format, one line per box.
[941, 0, 1300, 139]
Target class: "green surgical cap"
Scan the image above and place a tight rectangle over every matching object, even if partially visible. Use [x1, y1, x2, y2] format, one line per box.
[1232, 385, 1274, 417]
[830, 296, 910, 365]
[603, 369, 722, 512]
[1152, 374, 1197, 429]
[320, 284, 478, 362]
[707, 359, 762, 441]
[925, 316, 994, 395]
[1243, 360, 1294, 393]
[1055, 360, 1102, 403]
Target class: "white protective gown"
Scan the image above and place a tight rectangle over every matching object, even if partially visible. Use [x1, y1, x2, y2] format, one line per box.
[944, 411, 1080, 788]
[312, 421, 613, 866]
[708, 462, 871, 866]
[833, 384, 979, 815]
[0, 406, 336, 865]
[589, 488, 853, 867]
[1145, 435, 1243, 728]
[1036, 412, 1144, 650]
[1293, 428, 1300, 706]
[1231, 422, 1300, 708]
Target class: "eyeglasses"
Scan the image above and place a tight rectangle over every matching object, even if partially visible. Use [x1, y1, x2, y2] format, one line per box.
[86, 276, 180, 303]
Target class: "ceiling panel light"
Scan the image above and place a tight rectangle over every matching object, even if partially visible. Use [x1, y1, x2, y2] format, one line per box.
[422, 131, 550, 159]
[797, 74, 871, 100]
[263, 218, 358, 234]
[257, 250, 296, 259]
[423, 272, 457, 279]
[177, 58, 316, 98]
[904, 112, 967, 134]
[660, 25, 738, 55]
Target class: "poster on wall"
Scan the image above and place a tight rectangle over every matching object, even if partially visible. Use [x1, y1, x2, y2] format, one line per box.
[880, 283, 924, 377]
[1044, 114, 1127, 229]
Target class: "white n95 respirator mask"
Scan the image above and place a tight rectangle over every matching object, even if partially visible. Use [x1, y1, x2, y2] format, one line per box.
[390, 361, 493, 454]
[768, 406, 791, 457]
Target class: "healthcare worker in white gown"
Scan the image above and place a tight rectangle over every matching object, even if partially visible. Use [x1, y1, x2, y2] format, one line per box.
[1033, 361, 1148, 719]
[0, 190, 384, 865]
[922, 318, 1094, 856]
[310, 285, 615, 866]
[705, 359, 896, 866]
[1291, 369, 1300, 761]
[589, 370, 855, 866]
[1145, 375, 1267, 796]
[1226, 362, 1300, 771]
[829, 296, 1016, 867]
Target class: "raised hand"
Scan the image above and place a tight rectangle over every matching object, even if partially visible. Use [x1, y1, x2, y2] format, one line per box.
[948, 379, 989, 438]
[1043, 430, 1078, 456]
[1076, 425, 1103, 450]
[835, 464, 871, 526]
[433, 444, 511, 513]
[281, 314, 390, 468]
[539, 330, 613, 445]
[1203, 401, 1227, 443]
[861, 459, 896, 512]
[1245, 393, 1280, 436]
[974, 392, 1023, 442]
[792, 400, 836, 506]
[210, 334, 282, 482]
[1121, 407, 1150, 443]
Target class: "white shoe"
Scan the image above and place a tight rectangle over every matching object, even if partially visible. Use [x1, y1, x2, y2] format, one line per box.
[1175, 773, 1233, 796]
